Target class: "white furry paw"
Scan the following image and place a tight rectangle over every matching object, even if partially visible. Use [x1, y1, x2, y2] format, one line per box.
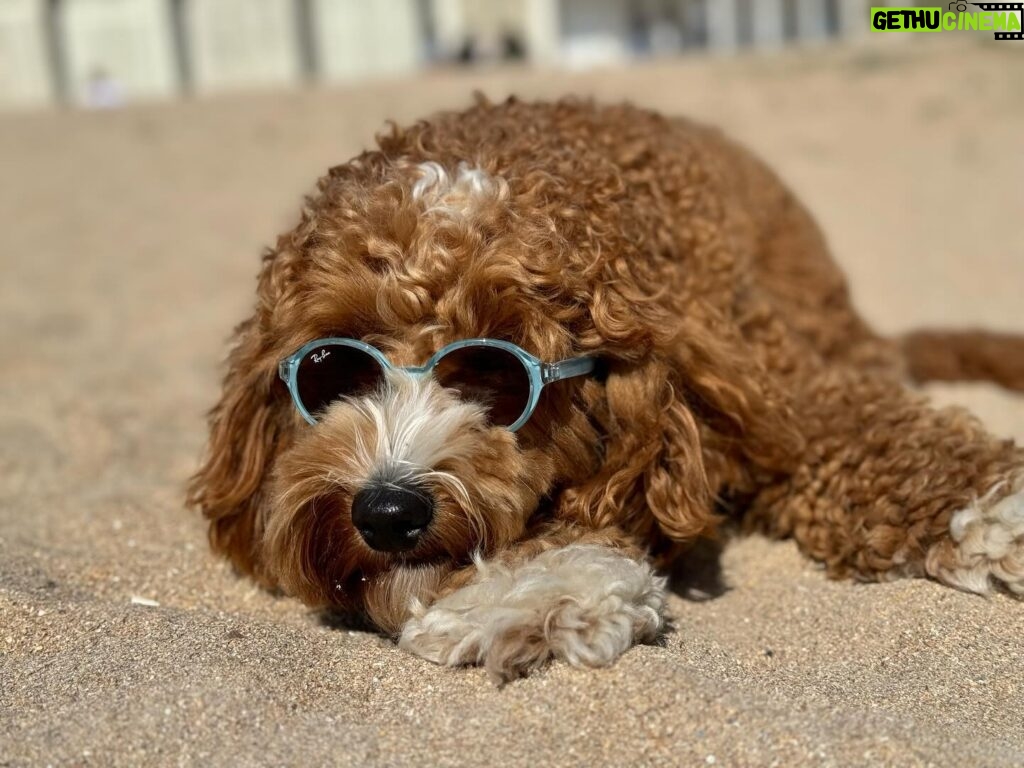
[927, 486, 1024, 595]
[398, 544, 666, 681]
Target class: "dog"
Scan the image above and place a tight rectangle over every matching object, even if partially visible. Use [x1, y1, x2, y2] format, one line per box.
[189, 97, 1024, 681]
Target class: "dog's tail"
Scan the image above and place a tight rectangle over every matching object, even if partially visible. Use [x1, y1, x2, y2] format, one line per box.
[901, 329, 1024, 393]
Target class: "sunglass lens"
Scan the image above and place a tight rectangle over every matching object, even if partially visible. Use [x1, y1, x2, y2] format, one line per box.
[434, 345, 532, 428]
[295, 344, 384, 419]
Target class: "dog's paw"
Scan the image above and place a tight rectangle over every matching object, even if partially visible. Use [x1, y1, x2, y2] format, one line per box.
[397, 544, 666, 681]
[926, 484, 1024, 595]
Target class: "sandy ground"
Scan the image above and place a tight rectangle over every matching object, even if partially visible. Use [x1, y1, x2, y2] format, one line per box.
[2, 38, 1023, 767]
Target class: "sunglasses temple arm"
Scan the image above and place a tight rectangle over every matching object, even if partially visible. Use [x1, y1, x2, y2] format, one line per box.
[542, 356, 597, 384]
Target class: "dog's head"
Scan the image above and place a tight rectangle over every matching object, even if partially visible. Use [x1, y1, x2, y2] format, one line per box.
[189, 101, 799, 631]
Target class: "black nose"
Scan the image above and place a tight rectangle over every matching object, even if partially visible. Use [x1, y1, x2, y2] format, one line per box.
[350, 485, 434, 552]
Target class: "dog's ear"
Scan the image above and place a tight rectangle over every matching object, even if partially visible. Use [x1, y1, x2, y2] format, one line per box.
[187, 247, 296, 586]
[562, 310, 803, 544]
[561, 358, 715, 542]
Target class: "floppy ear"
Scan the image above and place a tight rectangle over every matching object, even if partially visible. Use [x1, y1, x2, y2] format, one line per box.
[561, 317, 803, 545]
[187, 247, 296, 586]
[561, 357, 715, 542]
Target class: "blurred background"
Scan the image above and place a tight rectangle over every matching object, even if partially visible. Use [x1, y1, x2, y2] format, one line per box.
[2, 0, 885, 110]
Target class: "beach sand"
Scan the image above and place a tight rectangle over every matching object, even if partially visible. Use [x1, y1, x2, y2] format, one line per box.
[2, 38, 1022, 767]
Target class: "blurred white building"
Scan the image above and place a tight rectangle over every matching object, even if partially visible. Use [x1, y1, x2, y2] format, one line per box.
[184, 0, 302, 94]
[0, 0, 881, 110]
[62, 0, 178, 106]
[0, 0, 54, 107]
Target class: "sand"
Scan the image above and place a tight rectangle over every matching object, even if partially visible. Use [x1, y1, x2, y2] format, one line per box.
[2, 38, 1023, 767]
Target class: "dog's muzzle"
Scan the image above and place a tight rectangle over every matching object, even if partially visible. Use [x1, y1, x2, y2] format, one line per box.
[350, 484, 434, 552]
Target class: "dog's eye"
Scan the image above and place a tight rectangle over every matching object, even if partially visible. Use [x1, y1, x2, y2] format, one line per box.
[295, 344, 386, 416]
[433, 346, 532, 428]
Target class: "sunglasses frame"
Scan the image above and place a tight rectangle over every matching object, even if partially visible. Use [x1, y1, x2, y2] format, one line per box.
[278, 337, 596, 432]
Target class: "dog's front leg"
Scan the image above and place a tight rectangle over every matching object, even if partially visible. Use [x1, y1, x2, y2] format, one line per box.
[397, 527, 666, 681]
[747, 368, 1024, 594]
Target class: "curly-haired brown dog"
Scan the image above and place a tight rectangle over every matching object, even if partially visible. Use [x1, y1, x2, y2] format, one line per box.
[190, 98, 1024, 681]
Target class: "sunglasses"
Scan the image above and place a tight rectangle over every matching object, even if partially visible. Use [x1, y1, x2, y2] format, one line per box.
[278, 338, 596, 432]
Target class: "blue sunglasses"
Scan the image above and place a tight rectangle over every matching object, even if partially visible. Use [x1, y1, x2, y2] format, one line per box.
[279, 338, 596, 432]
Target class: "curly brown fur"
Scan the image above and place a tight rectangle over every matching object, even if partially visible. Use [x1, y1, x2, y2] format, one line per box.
[189, 97, 1024, 680]
[903, 329, 1024, 392]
